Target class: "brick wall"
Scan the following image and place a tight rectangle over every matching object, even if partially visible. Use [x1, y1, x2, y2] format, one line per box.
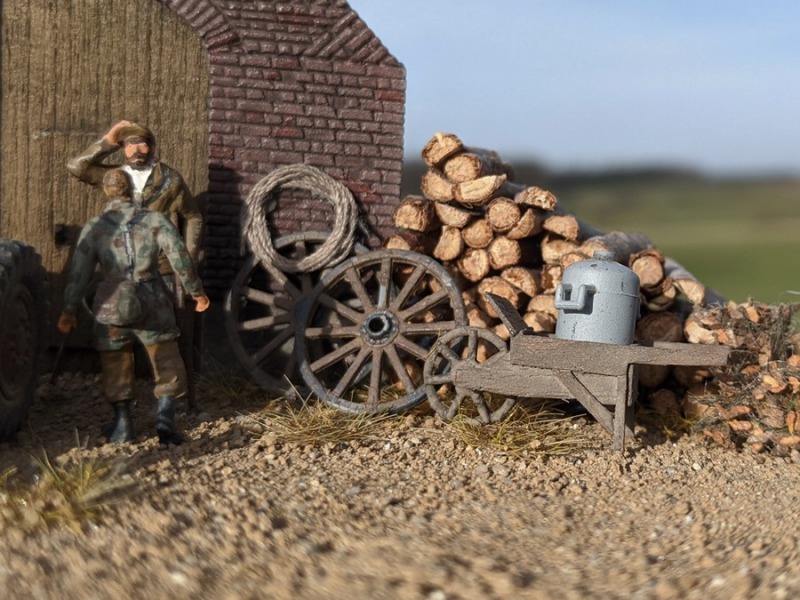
[162, 0, 406, 297]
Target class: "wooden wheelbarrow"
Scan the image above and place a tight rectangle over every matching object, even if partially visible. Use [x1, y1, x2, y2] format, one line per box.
[424, 294, 731, 451]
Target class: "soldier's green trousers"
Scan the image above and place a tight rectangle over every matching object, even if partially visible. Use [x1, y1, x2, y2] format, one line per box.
[100, 340, 188, 403]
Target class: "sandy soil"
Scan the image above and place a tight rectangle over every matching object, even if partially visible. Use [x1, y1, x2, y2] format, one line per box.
[2, 362, 800, 600]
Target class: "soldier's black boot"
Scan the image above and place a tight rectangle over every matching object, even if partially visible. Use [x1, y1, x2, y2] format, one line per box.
[155, 396, 184, 445]
[103, 402, 135, 443]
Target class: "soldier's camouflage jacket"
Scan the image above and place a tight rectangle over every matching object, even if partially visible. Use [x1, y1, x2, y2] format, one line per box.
[63, 198, 205, 350]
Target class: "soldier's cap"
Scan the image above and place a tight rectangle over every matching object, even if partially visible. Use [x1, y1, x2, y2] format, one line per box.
[118, 123, 156, 146]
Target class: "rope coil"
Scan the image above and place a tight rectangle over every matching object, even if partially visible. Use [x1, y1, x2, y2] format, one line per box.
[242, 164, 358, 273]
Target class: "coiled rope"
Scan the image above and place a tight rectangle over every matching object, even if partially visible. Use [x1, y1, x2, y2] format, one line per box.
[242, 164, 358, 273]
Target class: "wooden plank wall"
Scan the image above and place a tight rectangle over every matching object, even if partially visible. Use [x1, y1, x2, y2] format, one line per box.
[1, 0, 209, 347]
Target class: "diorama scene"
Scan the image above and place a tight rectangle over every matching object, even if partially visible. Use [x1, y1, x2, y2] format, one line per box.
[2, 1, 800, 598]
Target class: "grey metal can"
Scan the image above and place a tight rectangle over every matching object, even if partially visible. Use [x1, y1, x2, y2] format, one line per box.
[554, 251, 640, 345]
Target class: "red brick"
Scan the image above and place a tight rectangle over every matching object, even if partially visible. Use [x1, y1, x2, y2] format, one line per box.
[376, 89, 404, 103]
[209, 145, 235, 159]
[338, 108, 372, 121]
[273, 103, 305, 116]
[210, 97, 236, 110]
[336, 131, 371, 144]
[333, 62, 367, 76]
[240, 55, 274, 68]
[240, 124, 273, 138]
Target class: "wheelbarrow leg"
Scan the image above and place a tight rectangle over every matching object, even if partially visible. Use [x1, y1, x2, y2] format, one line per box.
[613, 365, 638, 452]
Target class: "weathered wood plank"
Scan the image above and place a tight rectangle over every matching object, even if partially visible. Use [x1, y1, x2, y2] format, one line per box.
[510, 335, 730, 375]
[453, 361, 619, 401]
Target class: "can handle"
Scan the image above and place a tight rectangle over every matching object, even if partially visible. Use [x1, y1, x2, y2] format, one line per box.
[554, 283, 595, 311]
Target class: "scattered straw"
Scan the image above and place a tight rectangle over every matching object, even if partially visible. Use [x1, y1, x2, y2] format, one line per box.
[246, 399, 400, 447]
[444, 402, 595, 456]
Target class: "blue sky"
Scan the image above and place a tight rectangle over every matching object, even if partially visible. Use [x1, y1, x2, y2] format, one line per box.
[349, 1, 800, 175]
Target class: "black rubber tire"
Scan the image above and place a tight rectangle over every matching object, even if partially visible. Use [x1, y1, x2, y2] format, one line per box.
[0, 240, 46, 441]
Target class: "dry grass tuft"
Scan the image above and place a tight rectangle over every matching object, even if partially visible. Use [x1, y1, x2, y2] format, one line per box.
[247, 399, 401, 447]
[444, 401, 595, 456]
[0, 447, 136, 532]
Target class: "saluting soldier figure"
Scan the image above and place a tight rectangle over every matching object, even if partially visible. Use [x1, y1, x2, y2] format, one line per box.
[58, 169, 210, 444]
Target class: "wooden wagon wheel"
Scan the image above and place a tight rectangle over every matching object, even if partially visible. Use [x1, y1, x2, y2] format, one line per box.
[224, 231, 365, 394]
[296, 249, 466, 414]
[423, 326, 517, 424]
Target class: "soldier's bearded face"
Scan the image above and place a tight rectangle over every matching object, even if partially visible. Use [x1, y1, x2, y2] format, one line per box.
[123, 139, 152, 169]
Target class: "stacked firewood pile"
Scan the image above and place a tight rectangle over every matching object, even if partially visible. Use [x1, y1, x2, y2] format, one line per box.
[681, 302, 800, 455]
[387, 132, 719, 346]
[387, 132, 800, 453]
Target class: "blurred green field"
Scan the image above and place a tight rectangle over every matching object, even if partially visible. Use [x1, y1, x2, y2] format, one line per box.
[402, 162, 800, 304]
[551, 176, 800, 304]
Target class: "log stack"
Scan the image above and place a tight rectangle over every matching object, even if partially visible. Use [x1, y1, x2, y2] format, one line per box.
[388, 132, 723, 346]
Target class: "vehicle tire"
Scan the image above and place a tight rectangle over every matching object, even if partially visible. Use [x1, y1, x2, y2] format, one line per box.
[0, 240, 46, 441]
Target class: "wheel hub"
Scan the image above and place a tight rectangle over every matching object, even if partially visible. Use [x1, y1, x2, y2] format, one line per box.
[360, 310, 399, 347]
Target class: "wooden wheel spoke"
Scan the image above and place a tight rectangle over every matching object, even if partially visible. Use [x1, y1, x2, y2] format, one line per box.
[309, 337, 363, 373]
[344, 266, 375, 312]
[317, 293, 364, 325]
[467, 328, 478, 362]
[332, 346, 372, 398]
[398, 289, 449, 320]
[241, 287, 278, 306]
[367, 349, 383, 408]
[394, 335, 430, 361]
[385, 345, 415, 393]
[260, 260, 300, 298]
[376, 256, 392, 309]
[273, 295, 294, 311]
[402, 320, 457, 336]
[447, 390, 470, 419]
[438, 343, 461, 365]
[294, 239, 308, 259]
[389, 264, 426, 311]
[304, 325, 360, 339]
[251, 326, 294, 364]
[300, 273, 314, 296]
[239, 312, 292, 332]
[471, 392, 492, 423]
[426, 373, 453, 386]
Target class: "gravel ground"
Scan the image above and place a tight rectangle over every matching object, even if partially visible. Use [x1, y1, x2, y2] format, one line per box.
[2, 364, 800, 600]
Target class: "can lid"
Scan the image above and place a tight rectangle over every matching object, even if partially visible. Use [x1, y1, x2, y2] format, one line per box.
[593, 251, 616, 262]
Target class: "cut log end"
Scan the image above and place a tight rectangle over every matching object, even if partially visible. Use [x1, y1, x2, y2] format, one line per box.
[392, 195, 438, 233]
[461, 218, 495, 249]
[457, 248, 491, 283]
[486, 197, 522, 233]
[432, 226, 464, 263]
[421, 132, 464, 167]
[488, 236, 522, 271]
